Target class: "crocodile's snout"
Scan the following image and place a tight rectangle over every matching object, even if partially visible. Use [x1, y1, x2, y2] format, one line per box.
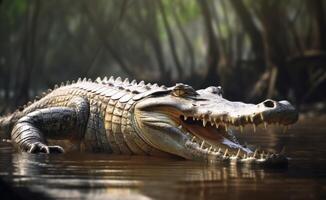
[258, 99, 299, 125]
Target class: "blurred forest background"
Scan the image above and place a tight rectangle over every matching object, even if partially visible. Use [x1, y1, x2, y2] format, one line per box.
[0, 0, 325, 113]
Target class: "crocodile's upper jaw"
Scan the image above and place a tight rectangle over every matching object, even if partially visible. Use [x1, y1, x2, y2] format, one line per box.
[133, 85, 298, 166]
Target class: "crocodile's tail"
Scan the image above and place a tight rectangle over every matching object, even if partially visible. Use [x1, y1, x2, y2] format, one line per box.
[0, 111, 20, 140]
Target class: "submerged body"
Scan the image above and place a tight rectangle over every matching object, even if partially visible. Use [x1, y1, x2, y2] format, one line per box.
[0, 77, 298, 166]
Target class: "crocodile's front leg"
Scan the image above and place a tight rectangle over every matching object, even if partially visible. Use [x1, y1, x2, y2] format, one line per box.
[11, 97, 89, 154]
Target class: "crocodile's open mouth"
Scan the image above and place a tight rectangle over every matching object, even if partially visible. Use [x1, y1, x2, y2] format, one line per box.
[177, 113, 289, 165]
[134, 84, 298, 166]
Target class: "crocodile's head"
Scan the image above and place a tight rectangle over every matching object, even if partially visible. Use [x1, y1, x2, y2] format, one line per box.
[133, 83, 298, 167]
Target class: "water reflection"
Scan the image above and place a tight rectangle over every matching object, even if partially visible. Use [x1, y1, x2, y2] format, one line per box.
[1, 117, 326, 199]
[4, 149, 271, 199]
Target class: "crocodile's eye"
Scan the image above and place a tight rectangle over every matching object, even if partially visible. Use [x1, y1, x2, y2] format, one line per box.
[172, 83, 198, 97]
[172, 88, 186, 96]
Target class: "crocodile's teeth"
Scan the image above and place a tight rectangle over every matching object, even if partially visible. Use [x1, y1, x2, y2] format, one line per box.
[203, 119, 207, 127]
[253, 124, 256, 132]
[236, 148, 240, 157]
[191, 136, 196, 142]
[223, 149, 228, 157]
[245, 116, 249, 122]
[208, 146, 212, 152]
[264, 122, 267, 129]
[260, 113, 264, 121]
[231, 118, 235, 124]
[240, 125, 243, 133]
[225, 124, 228, 131]
[183, 115, 187, 120]
[200, 141, 205, 148]
[215, 123, 219, 128]
[178, 125, 182, 129]
[253, 149, 258, 158]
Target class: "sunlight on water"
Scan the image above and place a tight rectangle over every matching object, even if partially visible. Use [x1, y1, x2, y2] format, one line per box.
[1, 116, 326, 199]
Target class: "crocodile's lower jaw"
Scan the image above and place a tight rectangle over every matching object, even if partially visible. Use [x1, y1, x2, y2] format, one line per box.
[178, 115, 289, 166]
[184, 140, 288, 167]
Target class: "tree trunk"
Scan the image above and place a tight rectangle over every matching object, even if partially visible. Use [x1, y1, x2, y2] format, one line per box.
[158, 0, 183, 79]
[310, 0, 326, 51]
[197, 0, 220, 87]
[83, 2, 134, 77]
[138, 1, 170, 79]
[15, 0, 41, 106]
[259, 1, 291, 98]
[230, 0, 266, 67]
[172, 3, 195, 76]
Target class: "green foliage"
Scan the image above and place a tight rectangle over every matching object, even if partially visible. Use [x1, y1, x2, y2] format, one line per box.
[2, 0, 27, 26]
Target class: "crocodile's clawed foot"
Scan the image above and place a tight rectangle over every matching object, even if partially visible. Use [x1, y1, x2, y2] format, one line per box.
[27, 142, 65, 154]
[48, 145, 65, 154]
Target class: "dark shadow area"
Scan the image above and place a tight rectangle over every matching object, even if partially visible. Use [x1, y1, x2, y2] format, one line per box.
[0, 179, 51, 200]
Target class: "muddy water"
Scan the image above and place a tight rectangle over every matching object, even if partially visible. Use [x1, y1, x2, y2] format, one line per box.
[1, 117, 326, 200]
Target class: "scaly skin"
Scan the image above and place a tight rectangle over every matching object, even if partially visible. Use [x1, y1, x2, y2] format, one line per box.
[0, 76, 298, 167]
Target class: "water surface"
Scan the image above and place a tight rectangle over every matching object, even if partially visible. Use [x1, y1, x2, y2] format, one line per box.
[1, 116, 326, 199]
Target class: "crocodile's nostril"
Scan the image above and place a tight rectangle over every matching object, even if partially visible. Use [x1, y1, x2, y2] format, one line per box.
[263, 100, 275, 108]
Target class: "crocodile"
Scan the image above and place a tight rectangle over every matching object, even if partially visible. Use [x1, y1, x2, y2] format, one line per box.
[0, 76, 298, 166]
